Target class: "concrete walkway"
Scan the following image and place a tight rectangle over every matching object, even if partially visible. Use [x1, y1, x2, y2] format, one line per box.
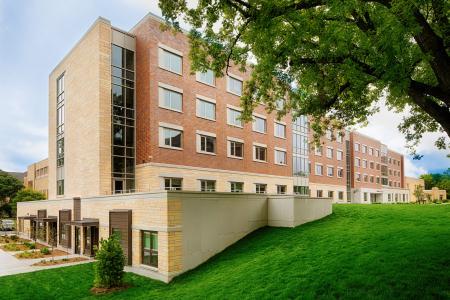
[0, 249, 93, 277]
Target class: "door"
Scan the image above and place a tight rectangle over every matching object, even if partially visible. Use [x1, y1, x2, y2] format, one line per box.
[75, 227, 81, 254]
[114, 179, 124, 194]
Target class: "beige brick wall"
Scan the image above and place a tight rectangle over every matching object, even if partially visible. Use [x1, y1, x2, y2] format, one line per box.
[48, 18, 112, 199]
[309, 182, 347, 203]
[136, 162, 294, 194]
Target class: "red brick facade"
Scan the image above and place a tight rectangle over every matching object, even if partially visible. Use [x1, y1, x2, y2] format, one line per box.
[131, 16, 292, 177]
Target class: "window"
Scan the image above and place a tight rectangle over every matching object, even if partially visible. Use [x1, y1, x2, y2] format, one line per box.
[336, 150, 343, 161]
[227, 76, 243, 96]
[356, 173, 361, 181]
[228, 140, 244, 158]
[230, 182, 243, 193]
[362, 145, 367, 153]
[370, 162, 374, 169]
[227, 108, 243, 127]
[254, 145, 267, 162]
[369, 148, 373, 155]
[159, 48, 182, 74]
[327, 166, 334, 177]
[337, 168, 344, 178]
[253, 116, 267, 133]
[362, 160, 367, 168]
[197, 98, 216, 120]
[159, 86, 182, 112]
[317, 190, 323, 197]
[355, 158, 360, 167]
[200, 180, 216, 192]
[274, 122, 286, 138]
[196, 70, 215, 86]
[161, 127, 182, 149]
[326, 130, 332, 140]
[315, 164, 323, 176]
[57, 180, 64, 196]
[338, 191, 344, 200]
[255, 184, 267, 194]
[364, 174, 368, 182]
[142, 231, 158, 268]
[315, 145, 323, 156]
[275, 149, 287, 165]
[354, 143, 360, 151]
[337, 134, 343, 143]
[164, 178, 182, 191]
[376, 163, 380, 170]
[276, 99, 284, 110]
[326, 147, 333, 159]
[277, 185, 287, 194]
[370, 176, 374, 183]
[328, 191, 334, 198]
[294, 186, 309, 195]
[375, 150, 379, 157]
[364, 192, 368, 201]
[199, 134, 216, 154]
[376, 176, 380, 184]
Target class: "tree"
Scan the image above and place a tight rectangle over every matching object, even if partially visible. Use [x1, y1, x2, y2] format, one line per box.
[94, 234, 126, 289]
[0, 170, 24, 203]
[159, 0, 450, 152]
[413, 185, 425, 204]
[10, 189, 46, 216]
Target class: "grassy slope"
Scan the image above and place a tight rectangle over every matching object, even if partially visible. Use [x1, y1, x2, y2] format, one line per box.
[0, 205, 449, 300]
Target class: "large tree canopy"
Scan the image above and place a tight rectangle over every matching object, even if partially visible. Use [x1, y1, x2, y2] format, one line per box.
[0, 170, 24, 202]
[159, 0, 450, 152]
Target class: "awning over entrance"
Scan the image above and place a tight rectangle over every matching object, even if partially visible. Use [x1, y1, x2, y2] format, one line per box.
[68, 218, 99, 227]
[18, 215, 37, 220]
[42, 216, 58, 223]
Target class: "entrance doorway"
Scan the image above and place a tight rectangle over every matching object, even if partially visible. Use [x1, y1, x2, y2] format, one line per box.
[83, 226, 99, 257]
[75, 227, 81, 254]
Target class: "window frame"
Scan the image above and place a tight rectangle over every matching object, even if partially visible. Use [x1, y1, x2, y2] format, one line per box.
[158, 83, 183, 112]
[200, 180, 216, 192]
[159, 123, 183, 150]
[253, 144, 268, 163]
[158, 45, 183, 75]
[252, 115, 267, 134]
[141, 230, 158, 268]
[274, 148, 287, 165]
[196, 69, 215, 86]
[227, 138, 244, 159]
[196, 96, 216, 121]
[227, 74, 243, 96]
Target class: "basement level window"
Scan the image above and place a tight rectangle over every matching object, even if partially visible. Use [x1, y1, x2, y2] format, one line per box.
[200, 180, 216, 192]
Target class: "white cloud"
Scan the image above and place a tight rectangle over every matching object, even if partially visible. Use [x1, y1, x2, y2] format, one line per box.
[404, 158, 428, 178]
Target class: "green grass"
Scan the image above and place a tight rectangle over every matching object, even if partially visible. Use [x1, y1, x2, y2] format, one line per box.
[1, 205, 449, 300]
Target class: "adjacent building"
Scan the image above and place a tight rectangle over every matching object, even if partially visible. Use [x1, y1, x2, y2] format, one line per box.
[23, 158, 49, 198]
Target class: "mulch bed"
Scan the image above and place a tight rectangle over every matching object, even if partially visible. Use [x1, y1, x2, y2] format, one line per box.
[90, 284, 131, 295]
[32, 257, 88, 266]
[15, 249, 68, 259]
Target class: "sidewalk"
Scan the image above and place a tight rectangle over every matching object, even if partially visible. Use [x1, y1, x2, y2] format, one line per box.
[0, 249, 93, 277]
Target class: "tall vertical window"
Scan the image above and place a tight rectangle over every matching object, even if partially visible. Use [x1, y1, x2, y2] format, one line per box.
[56, 74, 65, 196]
[111, 44, 135, 193]
[142, 231, 158, 268]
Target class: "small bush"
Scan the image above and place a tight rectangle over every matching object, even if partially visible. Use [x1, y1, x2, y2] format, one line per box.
[40, 247, 50, 255]
[10, 235, 18, 241]
[94, 234, 125, 288]
[24, 242, 36, 249]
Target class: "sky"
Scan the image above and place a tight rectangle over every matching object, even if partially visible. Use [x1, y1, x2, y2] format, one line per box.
[0, 0, 448, 177]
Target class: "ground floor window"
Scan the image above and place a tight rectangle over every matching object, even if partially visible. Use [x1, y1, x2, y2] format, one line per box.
[294, 186, 308, 195]
[317, 190, 323, 197]
[338, 191, 344, 200]
[255, 184, 267, 194]
[230, 182, 243, 193]
[328, 191, 334, 198]
[57, 179, 64, 195]
[142, 231, 158, 268]
[364, 192, 368, 201]
[277, 185, 287, 194]
[164, 177, 182, 191]
[200, 180, 216, 192]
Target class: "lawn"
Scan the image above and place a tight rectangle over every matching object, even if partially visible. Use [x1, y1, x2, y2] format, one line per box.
[0, 204, 449, 300]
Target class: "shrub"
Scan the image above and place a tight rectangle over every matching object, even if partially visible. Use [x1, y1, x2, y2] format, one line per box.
[24, 242, 35, 249]
[40, 247, 50, 255]
[94, 234, 125, 288]
[10, 235, 18, 241]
